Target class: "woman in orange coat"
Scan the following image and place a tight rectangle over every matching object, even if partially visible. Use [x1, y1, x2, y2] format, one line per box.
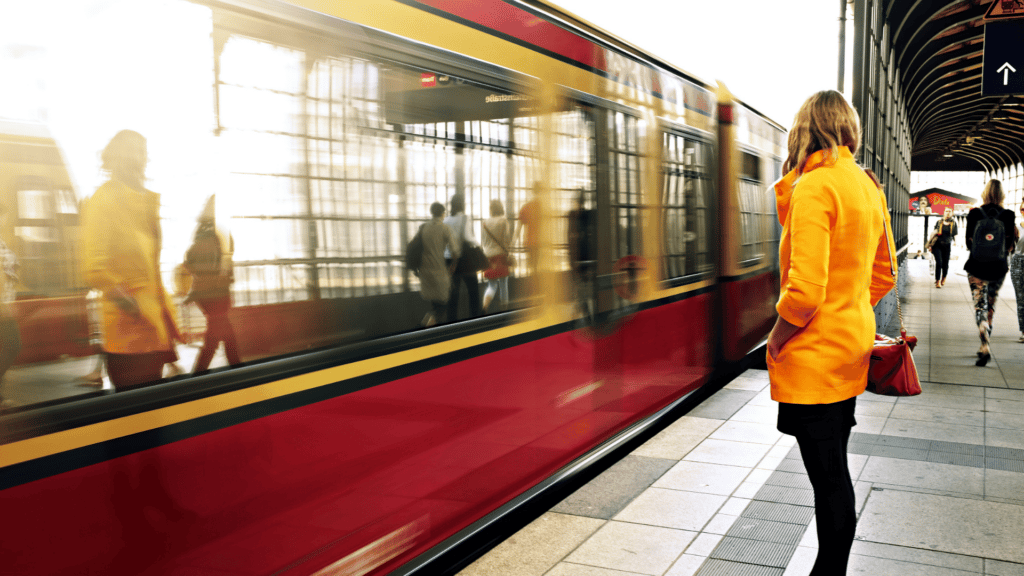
[80, 130, 182, 390]
[766, 91, 896, 576]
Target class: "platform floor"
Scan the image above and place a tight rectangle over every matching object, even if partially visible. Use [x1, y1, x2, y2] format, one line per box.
[457, 258, 1024, 576]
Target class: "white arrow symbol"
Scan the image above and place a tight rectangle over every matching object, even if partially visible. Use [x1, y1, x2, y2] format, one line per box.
[998, 62, 1017, 85]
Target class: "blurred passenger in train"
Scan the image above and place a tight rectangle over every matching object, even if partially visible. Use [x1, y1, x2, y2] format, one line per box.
[445, 193, 481, 321]
[513, 182, 541, 277]
[80, 129, 182, 390]
[0, 205, 20, 411]
[766, 90, 895, 576]
[964, 179, 1014, 366]
[421, 201, 459, 327]
[568, 190, 595, 317]
[184, 195, 241, 373]
[481, 199, 512, 312]
[929, 208, 957, 288]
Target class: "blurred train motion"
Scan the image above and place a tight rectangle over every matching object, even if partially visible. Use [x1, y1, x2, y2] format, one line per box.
[0, 0, 784, 574]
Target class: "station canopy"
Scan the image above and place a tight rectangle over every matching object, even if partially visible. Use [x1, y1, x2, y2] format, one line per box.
[888, 0, 1024, 172]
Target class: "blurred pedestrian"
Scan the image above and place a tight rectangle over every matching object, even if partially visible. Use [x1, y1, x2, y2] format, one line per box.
[930, 208, 957, 288]
[445, 193, 481, 321]
[80, 130, 182, 390]
[767, 90, 896, 576]
[964, 179, 1015, 366]
[184, 195, 241, 373]
[1011, 201, 1024, 343]
[0, 204, 20, 411]
[419, 202, 459, 326]
[481, 199, 511, 312]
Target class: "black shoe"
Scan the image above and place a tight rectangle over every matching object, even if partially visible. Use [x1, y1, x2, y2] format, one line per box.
[976, 353, 991, 367]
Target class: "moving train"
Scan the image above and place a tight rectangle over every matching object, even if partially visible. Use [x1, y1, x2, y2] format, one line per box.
[0, 0, 785, 574]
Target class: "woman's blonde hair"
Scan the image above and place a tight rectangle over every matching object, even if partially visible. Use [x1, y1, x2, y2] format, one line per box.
[101, 129, 147, 179]
[981, 179, 1004, 206]
[784, 90, 861, 175]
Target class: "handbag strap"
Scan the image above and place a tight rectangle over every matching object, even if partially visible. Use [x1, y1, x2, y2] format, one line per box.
[483, 221, 509, 254]
[876, 188, 907, 340]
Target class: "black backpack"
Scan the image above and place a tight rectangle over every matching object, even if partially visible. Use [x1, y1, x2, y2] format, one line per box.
[405, 224, 425, 273]
[971, 206, 1006, 262]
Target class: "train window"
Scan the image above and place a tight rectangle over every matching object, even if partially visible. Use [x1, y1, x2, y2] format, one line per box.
[662, 131, 713, 280]
[609, 111, 642, 265]
[737, 150, 769, 265]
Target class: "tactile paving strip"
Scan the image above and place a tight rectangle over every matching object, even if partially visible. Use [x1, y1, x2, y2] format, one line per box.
[710, 537, 797, 569]
[927, 452, 985, 468]
[765, 471, 813, 490]
[754, 484, 815, 507]
[725, 518, 806, 545]
[930, 440, 986, 456]
[694, 559, 783, 576]
[986, 457, 1024, 473]
[740, 501, 815, 525]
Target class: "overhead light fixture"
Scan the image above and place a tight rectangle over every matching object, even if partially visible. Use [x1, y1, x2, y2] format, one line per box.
[943, 154, 954, 157]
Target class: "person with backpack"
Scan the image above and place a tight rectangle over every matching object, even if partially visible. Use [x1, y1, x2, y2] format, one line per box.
[964, 179, 1015, 366]
[929, 208, 958, 288]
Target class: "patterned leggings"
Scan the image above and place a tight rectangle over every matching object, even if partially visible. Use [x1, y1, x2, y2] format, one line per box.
[968, 274, 1004, 341]
[1011, 254, 1024, 332]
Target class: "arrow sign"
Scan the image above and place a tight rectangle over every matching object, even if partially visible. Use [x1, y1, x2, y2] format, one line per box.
[998, 62, 1017, 85]
[982, 21, 1024, 96]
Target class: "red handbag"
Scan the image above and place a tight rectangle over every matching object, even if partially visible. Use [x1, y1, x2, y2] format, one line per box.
[867, 187, 922, 397]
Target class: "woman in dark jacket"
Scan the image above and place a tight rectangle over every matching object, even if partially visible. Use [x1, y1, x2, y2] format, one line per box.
[930, 208, 958, 288]
[964, 179, 1014, 366]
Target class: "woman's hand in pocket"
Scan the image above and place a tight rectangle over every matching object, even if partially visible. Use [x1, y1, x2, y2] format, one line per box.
[768, 316, 800, 360]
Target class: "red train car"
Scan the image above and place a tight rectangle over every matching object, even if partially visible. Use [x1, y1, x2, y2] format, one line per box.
[0, 1, 784, 574]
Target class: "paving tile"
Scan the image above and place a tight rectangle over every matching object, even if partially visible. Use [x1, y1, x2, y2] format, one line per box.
[871, 445, 930, 461]
[859, 457, 984, 495]
[854, 401, 894, 418]
[710, 537, 796, 569]
[774, 459, 806, 474]
[896, 393, 986, 411]
[632, 416, 724, 460]
[848, 442, 875, 455]
[688, 390, 759, 420]
[724, 377, 769, 392]
[765, 471, 812, 491]
[986, 411, 1024, 431]
[781, 547, 817, 576]
[930, 440, 986, 455]
[545, 564, 649, 576]
[564, 521, 697, 575]
[857, 489, 1024, 563]
[850, 415, 886, 434]
[880, 419, 984, 444]
[752, 484, 814, 507]
[552, 455, 677, 519]
[684, 439, 772, 468]
[709, 421, 782, 445]
[664, 554, 706, 576]
[686, 532, 724, 556]
[613, 488, 727, 531]
[654, 461, 751, 496]
[846, 553, 984, 575]
[728, 404, 777, 426]
[986, 428, 1024, 450]
[985, 469, 1024, 502]
[720, 497, 752, 516]
[986, 458, 1024, 473]
[740, 501, 814, 525]
[920, 382, 987, 396]
[849, 540, 984, 572]
[703, 513, 738, 535]
[850, 432, 881, 444]
[985, 446, 1024, 460]
[985, 559, 1024, 576]
[876, 435, 933, 449]
[987, 398, 1024, 415]
[695, 559, 783, 576]
[725, 518, 806, 545]
[926, 451, 985, 468]
[456, 512, 605, 576]
[889, 404, 985, 426]
[986, 389, 1024, 401]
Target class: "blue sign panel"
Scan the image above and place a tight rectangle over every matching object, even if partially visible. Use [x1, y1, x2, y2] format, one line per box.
[983, 21, 1024, 96]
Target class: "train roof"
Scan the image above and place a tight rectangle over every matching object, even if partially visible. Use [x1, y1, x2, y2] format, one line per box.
[0, 120, 56, 141]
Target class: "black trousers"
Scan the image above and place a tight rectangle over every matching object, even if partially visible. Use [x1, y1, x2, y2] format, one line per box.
[933, 243, 951, 281]
[778, 397, 858, 576]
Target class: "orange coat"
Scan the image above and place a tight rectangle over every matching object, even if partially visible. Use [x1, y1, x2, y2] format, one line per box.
[80, 180, 180, 354]
[767, 147, 896, 404]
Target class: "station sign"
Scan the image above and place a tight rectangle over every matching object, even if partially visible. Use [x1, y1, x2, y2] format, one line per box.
[984, 0, 1024, 20]
[982, 20, 1024, 96]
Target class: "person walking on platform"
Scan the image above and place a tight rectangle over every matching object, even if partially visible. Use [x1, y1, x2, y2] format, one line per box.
[766, 90, 896, 576]
[419, 202, 460, 327]
[1010, 201, 1024, 343]
[965, 179, 1015, 365]
[929, 208, 958, 287]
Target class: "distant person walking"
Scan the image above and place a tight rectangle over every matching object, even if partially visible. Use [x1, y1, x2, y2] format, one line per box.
[481, 199, 512, 313]
[1010, 201, 1024, 343]
[929, 208, 958, 287]
[0, 208, 20, 411]
[445, 193, 481, 321]
[80, 130, 182, 390]
[964, 179, 1015, 366]
[767, 90, 896, 576]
